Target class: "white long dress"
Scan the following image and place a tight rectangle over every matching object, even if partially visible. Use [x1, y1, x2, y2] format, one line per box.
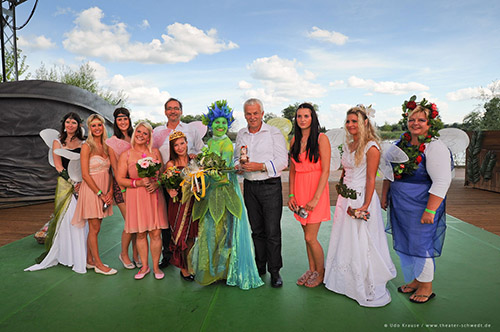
[324, 141, 396, 307]
[25, 197, 88, 274]
[25, 146, 88, 274]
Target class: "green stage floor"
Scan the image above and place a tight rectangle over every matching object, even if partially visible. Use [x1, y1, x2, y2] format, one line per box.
[0, 207, 498, 331]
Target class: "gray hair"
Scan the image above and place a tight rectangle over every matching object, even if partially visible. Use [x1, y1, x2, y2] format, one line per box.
[243, 98, 264, 112]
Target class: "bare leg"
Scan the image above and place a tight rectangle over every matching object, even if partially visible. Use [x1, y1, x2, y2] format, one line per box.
[136, 232, 149, 273]
[150, 229, 162, 274]
[88, 218, 111, 273]
[303, 223, 324, 277]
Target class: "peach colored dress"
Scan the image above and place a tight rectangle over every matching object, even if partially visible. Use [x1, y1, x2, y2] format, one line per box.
[72, 155, 113, 228]
[291, 137, 331, 226]
[124, 152, 168, 233]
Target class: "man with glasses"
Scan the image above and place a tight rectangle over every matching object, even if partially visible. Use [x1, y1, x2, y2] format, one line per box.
[153, 98, 205, 270]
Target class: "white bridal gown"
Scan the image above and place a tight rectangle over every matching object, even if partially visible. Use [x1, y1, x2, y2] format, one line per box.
[324, 141, 396, 307]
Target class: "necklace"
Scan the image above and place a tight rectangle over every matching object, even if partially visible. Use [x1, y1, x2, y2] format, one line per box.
[393, 132, 430, 179]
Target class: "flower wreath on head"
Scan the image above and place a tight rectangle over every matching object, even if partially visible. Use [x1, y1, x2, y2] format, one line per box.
[393, 95, 444, 179]
[201, 100, 235, 130]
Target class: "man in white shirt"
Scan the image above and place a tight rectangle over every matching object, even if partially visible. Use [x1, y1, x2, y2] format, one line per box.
[234, 98, 288, 287]
[152, 98, 205, 269]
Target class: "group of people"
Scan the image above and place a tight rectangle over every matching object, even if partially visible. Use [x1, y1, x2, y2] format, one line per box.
[26, 96, 452, 306]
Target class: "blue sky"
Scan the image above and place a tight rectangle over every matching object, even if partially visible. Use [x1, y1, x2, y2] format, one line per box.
[14, 0, 500, 130]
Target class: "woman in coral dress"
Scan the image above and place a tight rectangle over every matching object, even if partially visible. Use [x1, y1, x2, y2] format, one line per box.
[324, 105, 396, 307]
[72, 114, 117, 275]
[117, 121, 169, 280]
[288, 102, 331, 288]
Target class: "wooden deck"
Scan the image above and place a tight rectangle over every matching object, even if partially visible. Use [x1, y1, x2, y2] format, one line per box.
[1, 169, 499, 247]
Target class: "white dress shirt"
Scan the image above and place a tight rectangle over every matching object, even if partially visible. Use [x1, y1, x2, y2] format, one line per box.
[153, 122, 204, 162]
[234, 122, 288, 181]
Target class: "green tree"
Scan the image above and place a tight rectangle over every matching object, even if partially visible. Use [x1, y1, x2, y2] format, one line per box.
[134, 118, 165, 129]
[181, 114, 203, 123]
[34, 62, 125, 105]
[264, 112, 277, 122]
[0, 47, 30, 81]
[481, 97, 500, 130]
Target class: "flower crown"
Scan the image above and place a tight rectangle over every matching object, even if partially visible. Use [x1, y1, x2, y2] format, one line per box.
[355, 104, 376, 119]
[400, 95, 443, 137]
[169, 130, 186, 142]
[393, 95, 444, 179]
[202, 100, 235, 129]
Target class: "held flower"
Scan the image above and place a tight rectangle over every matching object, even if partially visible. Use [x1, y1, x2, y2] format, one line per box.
[140, 161, 150, 168]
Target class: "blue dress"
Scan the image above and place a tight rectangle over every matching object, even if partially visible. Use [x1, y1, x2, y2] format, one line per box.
[386, 153, 447, 282]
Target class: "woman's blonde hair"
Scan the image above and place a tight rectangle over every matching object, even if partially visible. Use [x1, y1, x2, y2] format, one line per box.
[345, 105, 380, 166]
[408, 105, 430, 122]
[131, 121, 153, 152]
[86, 114, 109, 156]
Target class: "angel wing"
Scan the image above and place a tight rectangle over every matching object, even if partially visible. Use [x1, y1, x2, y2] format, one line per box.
[106, 136, 132, 157]
[188, 121, 208, 139]
[438, 128, 470, 155]
[267, 117, 293, 149]
[54, 149, 82, 182]
[325, 128, 345, 171]
[39, 129, 60, 167]
[379, 142, 409, 182]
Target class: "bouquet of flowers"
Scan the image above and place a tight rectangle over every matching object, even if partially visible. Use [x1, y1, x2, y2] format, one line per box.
[160, 166, 183, 202]
[180, 147, 235, 203]
[136, 156, 162, 178]
[347, 206, 370, 222]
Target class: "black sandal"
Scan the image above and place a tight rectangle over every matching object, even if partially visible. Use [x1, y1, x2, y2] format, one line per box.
[409, 293, 436, 303]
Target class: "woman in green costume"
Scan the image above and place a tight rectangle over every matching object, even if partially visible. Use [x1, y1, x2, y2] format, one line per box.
[188, 101, 264, 290]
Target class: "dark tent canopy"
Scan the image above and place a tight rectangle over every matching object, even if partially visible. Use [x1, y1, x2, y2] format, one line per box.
[0, 80, 115, 208]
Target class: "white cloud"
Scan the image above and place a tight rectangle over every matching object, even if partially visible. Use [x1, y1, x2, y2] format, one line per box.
[347, 76, 429, 95]
[87, 61, 108, 80]
[62, 7, 238, 63]
[238, 80, 252, 89]
[241, 55, 326, 107]
[107, 75, 170, 110]
[140, 19, 150, 29]
[446, 88, 479, 101]
[18, 35, 56, 50]
[54, 7, 74, 16]
[307, 26, 348, 45]
[322, 103, 352, 129]
[446, 81, 500, 101]
[329, 80, 344, 87]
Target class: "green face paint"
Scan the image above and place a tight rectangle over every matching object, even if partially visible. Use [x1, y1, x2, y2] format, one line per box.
[212, 117, 228, 137]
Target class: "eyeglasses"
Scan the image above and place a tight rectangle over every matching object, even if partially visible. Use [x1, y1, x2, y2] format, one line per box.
[166, 107, 181, 111]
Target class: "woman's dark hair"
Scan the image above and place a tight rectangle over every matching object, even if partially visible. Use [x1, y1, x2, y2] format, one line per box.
[169, 136, 188, 163]
[59, 112, 84, 146]
[113, 107, 133, 139]
[290, 103, 321, 163]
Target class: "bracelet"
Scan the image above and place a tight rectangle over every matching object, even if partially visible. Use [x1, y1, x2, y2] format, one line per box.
[131, 179, 137, 188]
[289, 194, 295, 197]
[425, 208, 436, 215]
[96, 190, 102, 196]
[121, 188, 126, 193]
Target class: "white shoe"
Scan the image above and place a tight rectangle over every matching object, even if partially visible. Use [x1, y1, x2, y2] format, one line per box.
[87, 263, 108, 269]
[95, 266, 117, 275]
[119, 254, 136, 269]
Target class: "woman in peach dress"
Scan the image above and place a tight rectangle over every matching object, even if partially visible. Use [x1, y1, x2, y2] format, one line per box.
[287, 103, 331, 288]
[117, 121, 169, 280]
[72, 114, 117, 275]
